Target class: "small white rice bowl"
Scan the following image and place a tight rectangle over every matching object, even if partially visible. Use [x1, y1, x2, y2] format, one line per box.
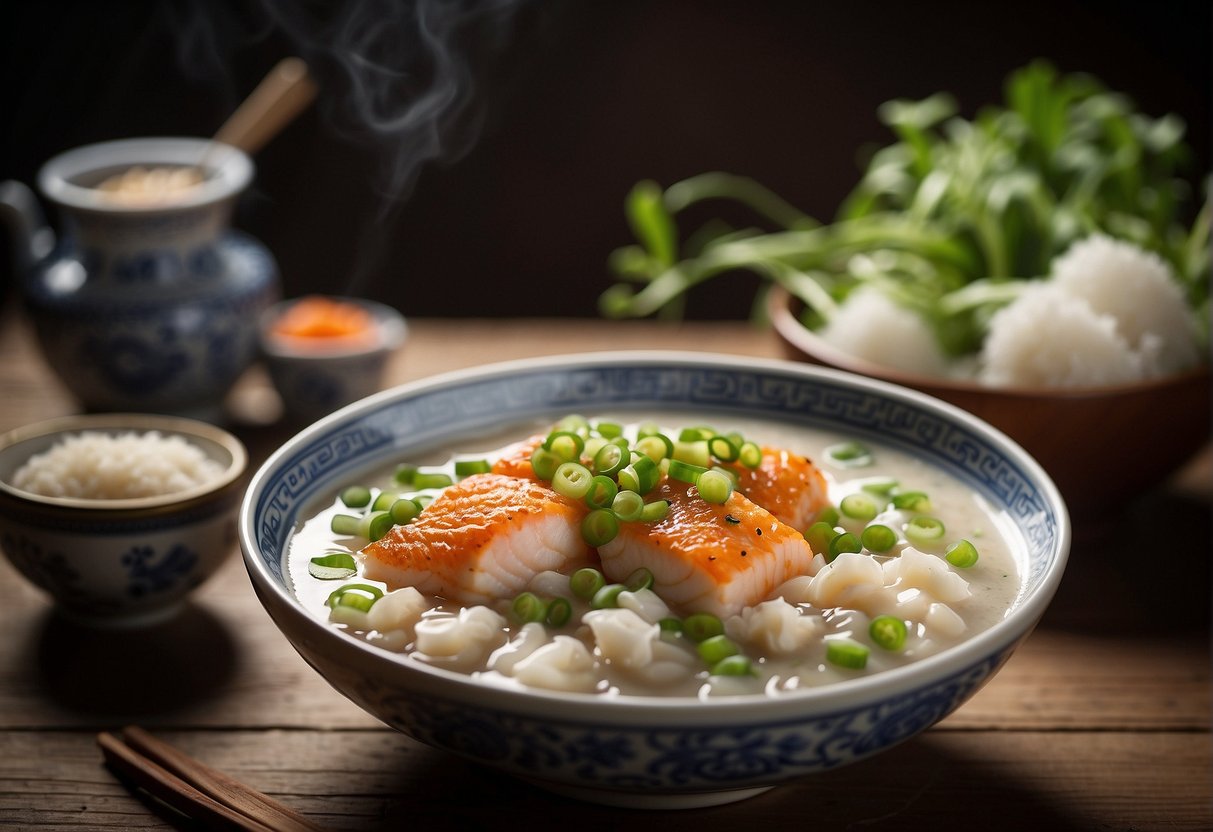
[12, 431, 225, 500]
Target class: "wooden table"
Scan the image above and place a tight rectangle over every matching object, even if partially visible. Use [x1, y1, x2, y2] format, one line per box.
[0, 310, 1209, 831]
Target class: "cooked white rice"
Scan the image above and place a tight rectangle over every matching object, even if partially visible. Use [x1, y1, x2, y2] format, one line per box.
[977, 234, 1203, 387]
[818, 285, 950, 376]
[11, 431, 224, 500]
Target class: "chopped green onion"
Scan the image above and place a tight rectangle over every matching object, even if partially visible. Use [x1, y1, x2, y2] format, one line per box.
[358, 510, 394, 542]
[869, 615, 908, 651]
[595, 421, 624, 439]
[554, 414, 590, 435]
[826, 638, 869, 669]
[697, 634, 740, 665]
[413, 471, 453, 490]
[861, 478, 900, 497]
[678, 426, 713, 442]
[413, 494, 434, 508]
[635, 433, 674, 462]
[326, 583, 383, 612]
[710, 465, 740, 487]
[389, 498, 422, 525]
[340, 486, 371, 508]
[707, 435, 739, 462]
[569, 567, 606, 600]
[545, 596, 572, 627]
[840, 493, 879, 521]
[658, 616, 683, 634]
[892, 490, 933, 512]
[682, 612, 724, 643]
[624, 567, 654, 592]
[861, 523, 898, 553]
[512, 591, 548, 623]
[308, 552, 357, 580]
[583, 436, 608, 461]
[371, 490, 401, 512]
[545, 430, 586, 462]
[641, 499, 670, 522]
[584, 475, 619, 510]
[611, 489, 644, 521]
[636, 421, 663, 439]
[805, 521, 839, 554]
[553, 462, 594, 500]
[591, 583, 627, 609]
[905, 516, 946, 547]
[530, 447, 563, 481]
[814, 504, 840, 527]
[393, 464, 417, 486]
[825, 441, 872, 468]
[697, 469, 734, 504]
[710, 655, 754, 677]
[330, 513, 361, 536]
[668, 459, 708, 485]
[581, 509, 620, 546]
[455, 459, 491, 477]
[945, 539, 980, 568]
[827, 531, 862, 562]
[737, 441, 763, 469]
[672, 440, 711, 468]
[593, 440, 629, 477]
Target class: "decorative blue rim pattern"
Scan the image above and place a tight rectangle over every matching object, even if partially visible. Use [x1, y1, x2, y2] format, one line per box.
[250, 358, 1061, 591]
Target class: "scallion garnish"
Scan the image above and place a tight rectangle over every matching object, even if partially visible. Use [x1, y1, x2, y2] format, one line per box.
[592, 441, 628, 477]
[552, 461, 594, 500]
[860, 523, 898, 553]
[584, 475, 619, 510]
[581, 509, 620, 546]
[308, 552, 357, 580]
[389, 498, 422, 525]
[511, 591, 548, 623]
[904, 515, 946, 546]
[824, 441, 873, 468]
[682, 612, 724, 643]
[668, 459, 708, 485]
[358, 510, 394, 542]
[634, 433, 674, 462]
[737, 441, 763, 469]
[454, 459, 491, 477]
[945, 539, 980, 568]
[611, 489, 644, 521]
[707, 434, 739, 462]
[826, 638, 870, 669]
[696, 634, 740, 665]
[412, 471, 453, 490]
[545, 596, 572, 627]
[590, 583, 626, 609]
[393, 464, 418, 486]
[371, 490, 401, 512]
[530, 447, 563, 481]
[340, 486, 371, 508]
[569, 567, 606, 600]
[624, 567, 654, 592]
[869, 615, 908, 651]
[827, 531, 862, 562]
[892, 490, 933, 512]
[840, 492, 879, 521]
[709, 655, 754, 677]
[330, 513, 361, 537]
[595, 421, 624, 439]
[804, 520, 839, 554]
[326, 583, 383, 612]
[640, 499, 670, 522]
[544, 430, 586, 462]
[696, 469, 733, 504]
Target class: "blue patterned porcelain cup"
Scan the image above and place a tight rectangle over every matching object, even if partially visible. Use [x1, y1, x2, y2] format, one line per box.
[0, 138, 280, 419]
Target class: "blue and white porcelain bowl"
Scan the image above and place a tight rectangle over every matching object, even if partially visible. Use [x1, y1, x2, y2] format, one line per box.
[239, 353, 1070, 808]
[0, 413, 247, 626]
[259, 296, 407, 425]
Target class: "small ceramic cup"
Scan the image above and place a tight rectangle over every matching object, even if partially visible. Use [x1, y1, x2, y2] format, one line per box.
[0, 413, 247, 627]
[259, 296, 407, 424]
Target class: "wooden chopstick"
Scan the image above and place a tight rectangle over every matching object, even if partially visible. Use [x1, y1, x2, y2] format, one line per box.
[98, 728, 327, 832]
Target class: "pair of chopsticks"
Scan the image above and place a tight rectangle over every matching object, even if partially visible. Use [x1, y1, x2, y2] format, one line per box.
[97, 726, 328, 832]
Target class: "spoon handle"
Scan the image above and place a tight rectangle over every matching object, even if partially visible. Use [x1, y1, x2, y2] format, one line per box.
[212, 57, 318, 155]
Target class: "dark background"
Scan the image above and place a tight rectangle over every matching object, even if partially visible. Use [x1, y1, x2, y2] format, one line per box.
[2, 0, 1209, 319]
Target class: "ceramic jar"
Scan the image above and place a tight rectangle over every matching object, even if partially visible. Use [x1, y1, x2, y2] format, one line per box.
[0, 137, 280, 419]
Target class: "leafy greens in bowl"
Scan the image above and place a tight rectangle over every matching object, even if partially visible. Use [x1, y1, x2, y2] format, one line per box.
[600, 61, 1209, 386]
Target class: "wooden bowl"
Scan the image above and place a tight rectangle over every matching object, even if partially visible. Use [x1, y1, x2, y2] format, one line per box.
[768, 286, 1212, 521]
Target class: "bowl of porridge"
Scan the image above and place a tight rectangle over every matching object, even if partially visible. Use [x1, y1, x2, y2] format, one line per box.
[0, 413, 247, 626]
[239, 352, 1069, 807]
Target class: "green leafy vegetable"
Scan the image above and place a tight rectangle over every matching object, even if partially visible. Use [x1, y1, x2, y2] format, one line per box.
[600, 61, 1209, 354]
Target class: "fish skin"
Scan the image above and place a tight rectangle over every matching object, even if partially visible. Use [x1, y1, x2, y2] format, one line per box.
[598, 478, 817, 618]
[361, 473, 591, 605]
[728, 446, 829, 531]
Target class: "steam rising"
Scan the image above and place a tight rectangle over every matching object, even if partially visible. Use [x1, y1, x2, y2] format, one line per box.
[165, 0, 529, 204]
[161, 0, 532, 293]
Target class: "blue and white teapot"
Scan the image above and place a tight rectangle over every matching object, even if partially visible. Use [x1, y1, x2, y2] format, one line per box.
[0, 137, 280, 419]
